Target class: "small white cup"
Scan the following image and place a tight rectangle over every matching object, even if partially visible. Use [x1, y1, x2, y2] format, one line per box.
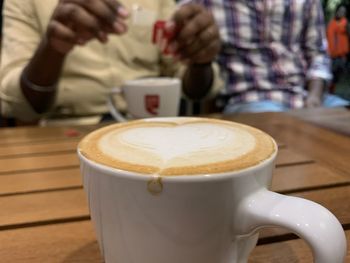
[107, 77, 181, 122]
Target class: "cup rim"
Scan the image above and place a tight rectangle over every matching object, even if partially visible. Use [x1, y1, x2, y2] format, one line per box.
[123, 77, 181, 87]
[77, 145, 277, 182]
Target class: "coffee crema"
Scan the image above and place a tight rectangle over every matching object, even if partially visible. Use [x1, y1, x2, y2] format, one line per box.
[79, 118, 276, 175]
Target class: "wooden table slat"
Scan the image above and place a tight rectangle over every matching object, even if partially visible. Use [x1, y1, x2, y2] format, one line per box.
[0, 140, 79, 158]
[289, 107, 350, 136]
[1, 163, 348, 199]
[1, 185, 349, 236]
[0, 189, 88, 228]
[0, 127, 84, 145]
[0, 148, 312, 175]
[0, 220, 348, 263]
[250, 229, 350, 262]
[0, 153, 79, 174]
[233, 113, 350, 177]
[0, 168, 82, 196]
[0, 110, 349, 262]
[272, 163, 350, 193]
[0, 125, 101, 144]
[275, 148, 313, 167]
[0, 221, 102, 263]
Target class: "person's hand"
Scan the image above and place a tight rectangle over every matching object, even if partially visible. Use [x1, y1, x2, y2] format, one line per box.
[306, 79, 324, 108]
[306, 93, 323, 108]
[167, 3, 220, 64]
[46, 0, 129, 54]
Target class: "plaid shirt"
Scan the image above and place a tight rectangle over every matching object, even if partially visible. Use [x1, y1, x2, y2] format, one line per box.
[198, 0, 332, 109]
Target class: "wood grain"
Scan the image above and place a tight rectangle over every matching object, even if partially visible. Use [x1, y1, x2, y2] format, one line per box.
[0, 127, 84, 145]
[250, 230, 350, 262]
[0, 147, 311, 175]
[0, 110, 349, 262]
[275, 148, 313, 167]
[1, 163, 348, 198]
[1, 185, 349, 235]
[0, 189, 88, 228]
[0, 168, 82, 196]
[0, 163, 344, 199]
[0, 124, 106, 146]
[272, 163, 350, 193]
[0, 153, 79, 174]
[224, 112, 350, 177]
[0, 140, 79, 158]
[273, 120, 350, 177]
[0, 220, 347, 263]
[0, 221, 102, 263]
[289, 107, 350, 136]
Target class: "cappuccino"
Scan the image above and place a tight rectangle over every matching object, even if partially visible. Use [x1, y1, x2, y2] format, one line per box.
[78, 117, 346, 263]
[79, 118, 275, 175]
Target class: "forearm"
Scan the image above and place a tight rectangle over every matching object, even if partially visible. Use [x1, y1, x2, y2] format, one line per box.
[21, 38, 66, 114]
[307, 78, 325, 94]
[305, 78, 325, 108]
[182, 63, 213, 100]
[170, 3, 220, 100]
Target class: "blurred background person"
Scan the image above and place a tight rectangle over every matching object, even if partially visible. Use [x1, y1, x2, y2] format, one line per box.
[200, 0, 349, 113]
[0, 0, 221, 125]
[327, 4, 350, 93]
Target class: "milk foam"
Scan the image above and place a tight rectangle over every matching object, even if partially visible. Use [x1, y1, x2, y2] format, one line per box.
[98, 123, 256, 169]
[79, 118, 276, 175]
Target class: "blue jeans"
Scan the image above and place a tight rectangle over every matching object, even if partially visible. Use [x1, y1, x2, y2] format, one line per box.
[223, 95, 349, 114]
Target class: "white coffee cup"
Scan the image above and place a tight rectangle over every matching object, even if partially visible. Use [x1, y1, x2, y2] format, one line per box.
[78, 117, 346, 263]
[107, 77, 181, 122]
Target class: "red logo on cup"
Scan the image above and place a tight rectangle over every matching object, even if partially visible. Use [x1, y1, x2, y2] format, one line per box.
[145, 95, 160, 115]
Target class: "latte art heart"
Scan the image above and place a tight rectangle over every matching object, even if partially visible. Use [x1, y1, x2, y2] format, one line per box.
[79, 118, 275, 175]
[101, 124, 255, 165]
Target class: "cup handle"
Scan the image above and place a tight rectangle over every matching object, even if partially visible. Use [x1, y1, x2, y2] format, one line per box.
[107, 87, 127, 122]
[236, 189, 347, 262]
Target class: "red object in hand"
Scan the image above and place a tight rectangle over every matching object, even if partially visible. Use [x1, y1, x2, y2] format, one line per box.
[152, 20, 177, 55]
[152, 20, 166, 44]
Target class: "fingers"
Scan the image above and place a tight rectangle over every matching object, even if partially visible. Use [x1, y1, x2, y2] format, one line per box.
[177, 24, 220, 62]
[47, 20, 77, 43]
[69, 0, 115, 29]
[169, 4, 220, 64]
[47, 0, 129, 53]
[176, 7, 211, 44]
[187, 38, 221, 64]
[104, 0, 129, 19]
[171, 3, 202, 27]
[65, 0, 129, 33]
[46, 20, 78, 54]
[55, 3, 107, 42]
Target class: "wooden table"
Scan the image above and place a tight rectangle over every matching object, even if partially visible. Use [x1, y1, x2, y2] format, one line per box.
[288, 107, 350, 136]
[0, 111, 349, 262]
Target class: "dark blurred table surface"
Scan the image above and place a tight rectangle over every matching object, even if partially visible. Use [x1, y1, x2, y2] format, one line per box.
[288, 106, 350, 136]
[0, 109, 349, 262]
